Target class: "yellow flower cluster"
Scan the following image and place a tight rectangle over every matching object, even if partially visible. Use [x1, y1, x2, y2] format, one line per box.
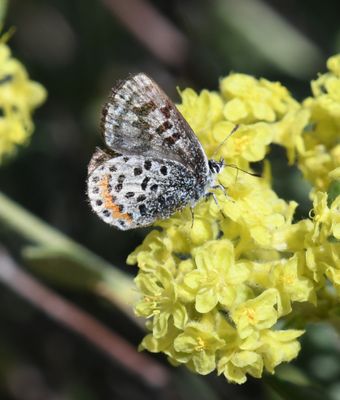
[128, 56, 340, 383]
[0, 36, 46, 163]
[298, 55, 340, 192]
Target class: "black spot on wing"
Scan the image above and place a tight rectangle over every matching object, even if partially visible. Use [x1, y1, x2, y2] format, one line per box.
[132, 101, 157, 117]
[141, 177, 150, 190]
[139, 204, 147, 216]
[160, 104, 171, 118]
[158, 195, 166, 207]
[144, 160, 152, 170]
[118, 175, 126, 183]
[163, 131, 181, 145]
[156, 121, 173, 135]
[132, 119, 150, 130]
[115, 183, 123, 192]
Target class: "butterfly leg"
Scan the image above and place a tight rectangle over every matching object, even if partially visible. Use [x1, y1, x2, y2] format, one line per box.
[211, 183, 236, 204]
[190, 206, 195, 228]
[205, 191, 219, 205]
[205, 192, 227, 219]
[211, 184, 227, 197]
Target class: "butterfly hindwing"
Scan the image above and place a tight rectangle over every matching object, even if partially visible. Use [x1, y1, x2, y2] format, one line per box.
[87, 154, 197, 230]
[101, 73, 209, 176]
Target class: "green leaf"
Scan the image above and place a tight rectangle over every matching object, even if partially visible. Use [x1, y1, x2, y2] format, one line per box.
[23, 246, 104, 290]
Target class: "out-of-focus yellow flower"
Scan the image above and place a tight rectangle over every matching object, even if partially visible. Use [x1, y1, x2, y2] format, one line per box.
[220, 73, 299, 124]
[260, 330, 304, 373]
[212, 122, 272, 162]
[296, 54, 340, 191]
[0, 36, 46, 163]
[128, 58, 340, 383]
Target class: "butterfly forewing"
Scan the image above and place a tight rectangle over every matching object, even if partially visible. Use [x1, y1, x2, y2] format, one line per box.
[101, 73, 209, 176]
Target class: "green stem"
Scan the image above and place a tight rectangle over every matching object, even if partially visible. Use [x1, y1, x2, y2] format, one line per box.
[0, 191, 138, 319]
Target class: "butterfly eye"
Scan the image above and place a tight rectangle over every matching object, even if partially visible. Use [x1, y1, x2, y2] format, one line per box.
[208, 160, 222, 174]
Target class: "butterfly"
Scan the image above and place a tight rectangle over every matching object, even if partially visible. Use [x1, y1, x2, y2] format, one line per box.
[87, 73, 224, 230]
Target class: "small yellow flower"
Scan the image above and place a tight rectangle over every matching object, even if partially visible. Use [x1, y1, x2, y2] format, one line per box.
[272, 108, 310, 164]
[176, 88, 224, 154]
[184, 240, 249, 313]
[231, 289, 279, 339]
[212, 122, 272, 162]
[268, 255, 314, 315]
[135, 267, 188, 338]
[259, 330, 304, 373]
[310, 191, 340, 242]
[327, 54, 340, 76]
[173, 315, 225, 375]
[218, 343, 264, 384]
[127, 230, 177, 272]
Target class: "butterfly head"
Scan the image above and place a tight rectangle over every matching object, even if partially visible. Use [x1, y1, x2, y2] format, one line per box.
[208, 159, 224, 175]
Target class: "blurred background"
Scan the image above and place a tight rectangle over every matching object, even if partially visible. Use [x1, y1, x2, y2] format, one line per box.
[1, 0, 340, 399]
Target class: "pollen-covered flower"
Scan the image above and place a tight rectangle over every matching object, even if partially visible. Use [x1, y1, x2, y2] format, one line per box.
[128, 60, 340, 383]
[134, 267, 188, 338]
[173, 316, 225, 375]
[0, 35, 47, 163]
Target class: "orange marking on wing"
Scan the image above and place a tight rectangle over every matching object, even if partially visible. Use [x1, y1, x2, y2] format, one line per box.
[100, 175, 132, 221]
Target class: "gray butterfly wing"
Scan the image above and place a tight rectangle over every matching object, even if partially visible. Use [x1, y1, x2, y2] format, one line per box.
[87, 154, 198, 230]
[101, 73, 209, 177]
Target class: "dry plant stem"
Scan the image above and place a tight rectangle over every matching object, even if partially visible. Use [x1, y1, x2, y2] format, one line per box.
[0, 191, 137, 318]
[0, 246, 170, 388]
[102, 0, 188, 67]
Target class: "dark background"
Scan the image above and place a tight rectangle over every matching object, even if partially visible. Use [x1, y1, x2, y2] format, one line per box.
[1, 0, 340, 399]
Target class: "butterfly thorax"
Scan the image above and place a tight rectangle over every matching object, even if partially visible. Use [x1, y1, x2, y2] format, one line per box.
[189, 158, 224, 205]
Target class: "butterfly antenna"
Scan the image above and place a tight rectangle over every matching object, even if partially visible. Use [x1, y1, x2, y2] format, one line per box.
[212, 124, 239, 158]
[225, 164, 261, 178]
